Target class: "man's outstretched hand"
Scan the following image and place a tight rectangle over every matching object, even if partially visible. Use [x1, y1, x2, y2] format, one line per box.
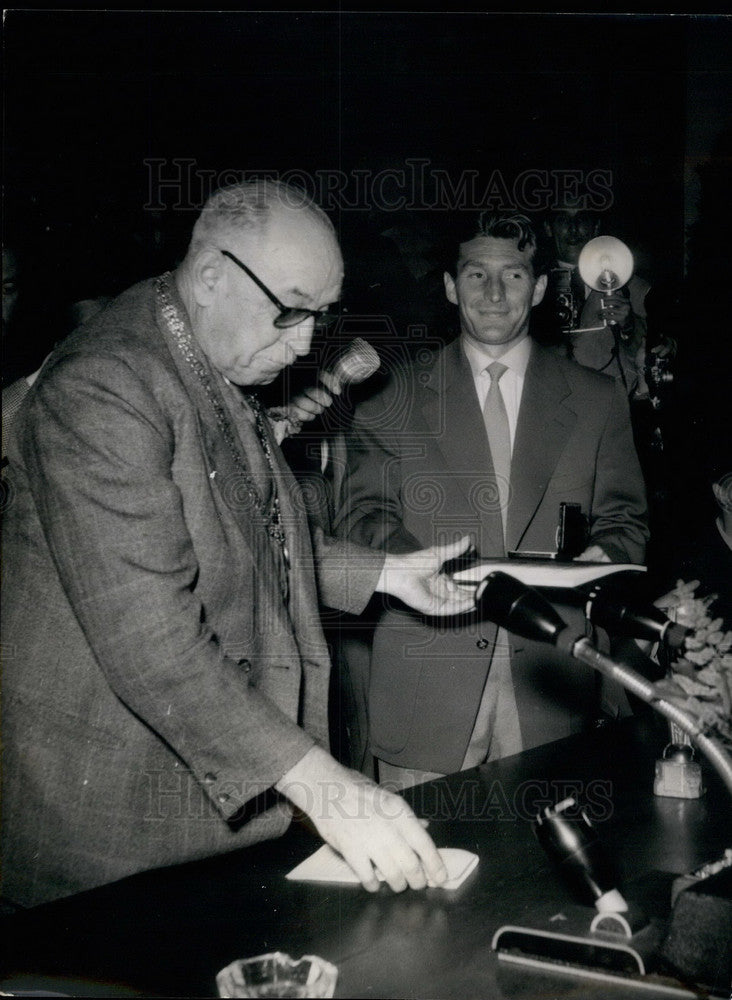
[375, 535, 477, 616]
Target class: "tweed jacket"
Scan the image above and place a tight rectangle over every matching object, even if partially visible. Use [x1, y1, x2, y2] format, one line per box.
[1, 277, 382, 907]
[333, 338, 649, 773]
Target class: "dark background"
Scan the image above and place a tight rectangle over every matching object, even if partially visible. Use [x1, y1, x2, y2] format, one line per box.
[2, 12, 707, 293]
[3, 11, 732, 545]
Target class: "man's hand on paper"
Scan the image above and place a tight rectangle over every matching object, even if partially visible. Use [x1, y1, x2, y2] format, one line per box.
[276, 746, 448, 893]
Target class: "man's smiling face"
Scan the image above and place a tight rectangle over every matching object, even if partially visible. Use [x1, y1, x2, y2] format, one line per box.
[444, 235, 547, 355]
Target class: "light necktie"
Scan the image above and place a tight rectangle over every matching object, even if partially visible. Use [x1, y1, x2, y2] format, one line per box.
[466, 361, 522, 768]
[483, 361, 511, 536]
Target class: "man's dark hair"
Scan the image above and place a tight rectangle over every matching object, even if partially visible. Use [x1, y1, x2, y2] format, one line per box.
[475, 211, 536, 249]
[443, 211, 551, 277]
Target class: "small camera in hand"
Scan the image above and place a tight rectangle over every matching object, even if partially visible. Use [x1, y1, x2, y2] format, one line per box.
[555, 502, 588, 560]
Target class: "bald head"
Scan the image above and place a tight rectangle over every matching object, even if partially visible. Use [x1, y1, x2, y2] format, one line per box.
[188, 179, 335, 258]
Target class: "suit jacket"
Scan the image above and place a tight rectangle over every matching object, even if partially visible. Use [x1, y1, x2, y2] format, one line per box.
[1, 277, 382, 907]
[333, 338, 648, 773]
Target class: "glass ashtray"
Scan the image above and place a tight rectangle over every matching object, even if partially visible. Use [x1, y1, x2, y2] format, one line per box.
[216, 951, 338, 998]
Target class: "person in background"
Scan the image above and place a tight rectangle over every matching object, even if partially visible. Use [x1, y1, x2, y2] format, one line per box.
[3, 245, 38, 462]
[539, 202, 651, 398]
[2, 245, 21, 337]
[2, 237, 118, 462]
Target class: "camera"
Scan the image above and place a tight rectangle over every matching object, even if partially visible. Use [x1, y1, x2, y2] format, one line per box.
[555, 502, 588, 559]
[550, 268, 576, 331]
[555, 292, 574, 328]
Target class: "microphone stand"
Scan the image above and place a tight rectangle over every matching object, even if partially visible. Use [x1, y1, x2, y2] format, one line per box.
[475, 571, 732, 800]
[569, 636, 732, 800]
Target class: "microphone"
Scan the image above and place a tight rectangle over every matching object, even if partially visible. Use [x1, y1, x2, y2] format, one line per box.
[267, 338, 380, 442]
[533, 796, 627, 913]
[477, 571, 690, 652]
[319, 337, 380, 394]
[582, 582, 690, 650]
[475, 571, 582, 653]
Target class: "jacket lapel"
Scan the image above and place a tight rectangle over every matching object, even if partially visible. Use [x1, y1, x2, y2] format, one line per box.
[154, 280, 240, 460]
[420, 339, 505, 555]
[154, 276, 275, 558]
[263, 425, 331, 658]
[506, 344, 577, 551]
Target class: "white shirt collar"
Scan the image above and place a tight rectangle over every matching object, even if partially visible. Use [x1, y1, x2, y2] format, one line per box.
[461, 333, 532, 381]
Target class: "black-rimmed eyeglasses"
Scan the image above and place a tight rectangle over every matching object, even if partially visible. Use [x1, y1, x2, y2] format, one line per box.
[220, 249, 340, 330]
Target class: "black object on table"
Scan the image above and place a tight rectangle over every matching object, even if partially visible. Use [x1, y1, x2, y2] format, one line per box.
[1, 715, 730, 999]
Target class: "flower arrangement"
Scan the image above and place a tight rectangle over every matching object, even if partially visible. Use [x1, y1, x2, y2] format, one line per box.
[655, 580, 732, 752]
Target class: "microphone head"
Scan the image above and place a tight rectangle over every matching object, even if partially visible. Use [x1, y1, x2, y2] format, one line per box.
[327, 338, 380, 392]
[475, 571, 571, 647]
[584, 583, 692, 648]
[665, 622, 691, 651]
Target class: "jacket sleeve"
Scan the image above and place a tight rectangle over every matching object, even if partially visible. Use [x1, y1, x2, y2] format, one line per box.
[20, 350, 315, 821]
[588, 378, 649, 563]
[312, 527, 386, 613]
[331, 386, 424, 556]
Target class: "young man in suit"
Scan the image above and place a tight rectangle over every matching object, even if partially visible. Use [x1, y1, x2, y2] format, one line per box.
[1, 180, 475, 907]
[334, 212, 649, 789]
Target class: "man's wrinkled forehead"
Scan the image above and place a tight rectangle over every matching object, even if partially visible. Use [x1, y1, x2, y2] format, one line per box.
[246, 204, 343, 279]
[456, 235, 536, 271]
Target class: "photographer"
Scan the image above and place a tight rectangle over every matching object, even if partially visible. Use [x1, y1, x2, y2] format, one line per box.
[536, 201, 651, 399]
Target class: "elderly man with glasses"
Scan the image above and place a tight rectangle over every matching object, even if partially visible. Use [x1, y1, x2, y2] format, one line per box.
[1, 180, 474, 908]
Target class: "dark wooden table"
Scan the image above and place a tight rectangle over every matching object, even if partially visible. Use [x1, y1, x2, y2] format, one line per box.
[2, 714, 730, 999]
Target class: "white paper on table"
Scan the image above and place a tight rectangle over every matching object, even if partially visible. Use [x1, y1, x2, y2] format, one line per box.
[286, 845, 479, 890]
